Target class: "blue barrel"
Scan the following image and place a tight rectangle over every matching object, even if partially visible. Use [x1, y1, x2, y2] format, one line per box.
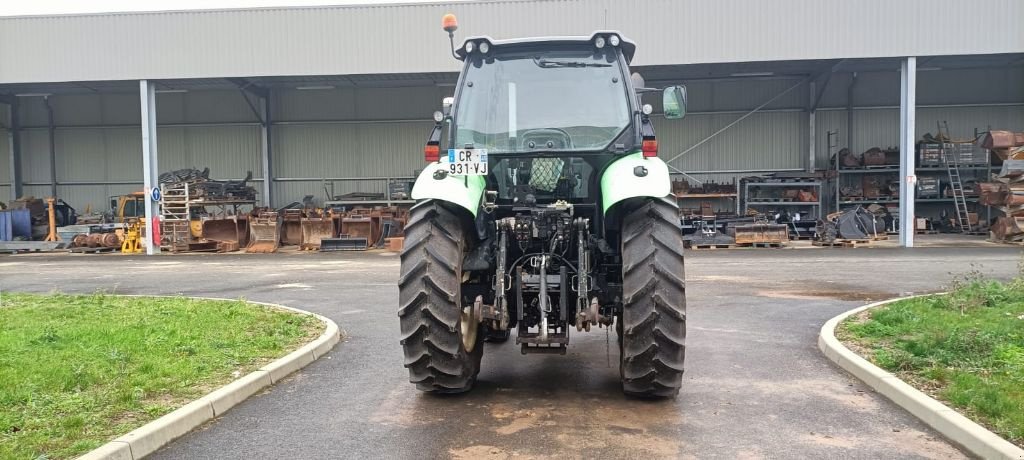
[0, 209, 32, 241]
[0, 211, 9, 241]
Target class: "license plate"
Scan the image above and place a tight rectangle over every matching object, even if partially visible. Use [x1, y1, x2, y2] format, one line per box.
[446, 149, 489, 175]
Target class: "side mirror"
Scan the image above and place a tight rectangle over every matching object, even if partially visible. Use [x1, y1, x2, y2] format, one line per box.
[663, 85, 687, 119]
[442, 97, 454, 117]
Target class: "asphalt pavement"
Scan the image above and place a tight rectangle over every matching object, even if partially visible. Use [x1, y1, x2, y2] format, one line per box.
[1, 246, 1020, 459]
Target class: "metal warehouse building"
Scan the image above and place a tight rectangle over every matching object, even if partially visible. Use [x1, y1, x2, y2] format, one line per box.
[1, 0, 1022, 251]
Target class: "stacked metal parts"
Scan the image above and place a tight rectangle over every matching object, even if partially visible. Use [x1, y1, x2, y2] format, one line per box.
[816, 206, 887, 244]
[978, 131, 1024, 244]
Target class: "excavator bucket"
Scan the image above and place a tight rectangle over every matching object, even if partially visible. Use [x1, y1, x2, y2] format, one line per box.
[281, 209, 304, 245]
[247, 212, 281, 253]
[300, 217, 335, 250]
[201, 217, 250, 249]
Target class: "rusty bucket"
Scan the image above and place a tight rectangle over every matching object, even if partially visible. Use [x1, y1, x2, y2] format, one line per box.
[247, 212, 280, 253]
[202, 216, 250, 248]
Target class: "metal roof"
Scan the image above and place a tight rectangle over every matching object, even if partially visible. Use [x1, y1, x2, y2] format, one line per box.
[1, 0, 1022, 85]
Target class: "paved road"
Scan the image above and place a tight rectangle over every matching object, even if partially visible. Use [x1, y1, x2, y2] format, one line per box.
[2, 247, 1020, 459]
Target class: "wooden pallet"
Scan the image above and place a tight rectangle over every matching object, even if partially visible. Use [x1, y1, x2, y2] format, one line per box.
[963, 231, 988, 236]
[69, 247, 117, 254]
[737, 242, 787, 248]
[812, 240, 857, 248]
[915, 230, 939, 235]
[687, 243, 736, 250]
[870, 235, 890, 241]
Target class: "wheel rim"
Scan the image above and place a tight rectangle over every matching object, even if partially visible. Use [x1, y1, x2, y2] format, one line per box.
[460, 305, 478, 353]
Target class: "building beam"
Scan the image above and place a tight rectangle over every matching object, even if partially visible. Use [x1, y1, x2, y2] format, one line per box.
[808, 81, 816, 173]
[140, 80, 160, 255]
[6, 98, 22, 200]
[43, 96, 57, 197]
[260, 90, 273, 207]
[847, 72, 857, 153]
[898, 57, 917, 248]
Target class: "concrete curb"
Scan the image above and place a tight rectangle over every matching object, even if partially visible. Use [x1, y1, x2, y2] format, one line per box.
[78, 297, 342, 460]
[819, 295, 1024, 460]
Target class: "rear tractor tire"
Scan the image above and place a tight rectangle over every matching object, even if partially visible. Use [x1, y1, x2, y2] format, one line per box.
[398, 201, 483, 393]
[619, 197, 687, 398]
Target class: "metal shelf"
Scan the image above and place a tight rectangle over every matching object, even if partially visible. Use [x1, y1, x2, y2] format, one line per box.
[745, 181, 820, 187]
[837, 168, 900, 174]
[837, 165, 991, 174]
[324, 199, 416, 206]
[839, 199, 898, 205]
[674, 193, 738, 198]
[839, 197, 980, 205]
[741, 177, 823, 219]
[746, 201, 820, 206]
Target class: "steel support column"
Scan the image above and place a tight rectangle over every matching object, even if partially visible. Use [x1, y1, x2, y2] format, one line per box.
[898, 57, 917, 248]
[260, 91, 273, 207]
[847, 73, 857, 153]
[140, 80, 160, 255]
[43, 97, 57, 197]
[808, 81, 816, 173]
[6, 99, 22, 201]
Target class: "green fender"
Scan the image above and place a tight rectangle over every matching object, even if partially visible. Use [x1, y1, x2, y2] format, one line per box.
[410, 161, 487, 217]
[600, 151, 671, 214]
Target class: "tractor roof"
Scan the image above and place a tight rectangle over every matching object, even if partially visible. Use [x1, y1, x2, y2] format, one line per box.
[457, 31, 636, 63]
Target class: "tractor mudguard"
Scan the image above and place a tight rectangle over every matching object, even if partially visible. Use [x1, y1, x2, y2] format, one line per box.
[600, 151, 671, 214]
[410, 161, 487, 217]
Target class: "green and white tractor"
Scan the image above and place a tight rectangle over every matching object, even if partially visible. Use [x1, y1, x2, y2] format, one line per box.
[399, 15, 689, 398]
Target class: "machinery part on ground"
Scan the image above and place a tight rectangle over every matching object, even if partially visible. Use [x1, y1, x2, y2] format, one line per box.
[815, 219, 839, 243]
[247, 212, 281, 253]
[281, 209, 305, 245]
[201, 217, 250, 248]
[822, 205, 884, 240]
[121, 222, 143, 254]
[733, 221, 789, 244]
[300, 216, 334, 250]
[319, 237, 369, 251]
[43, 198, 60, 242]
[620, 198, 687, 398]
[71, 233, 89, 247]
[398, 202, 483, 393]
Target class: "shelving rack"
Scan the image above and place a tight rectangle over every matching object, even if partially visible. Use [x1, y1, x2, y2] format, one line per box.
[832, 143, 993, 228]
[740, 179, 824, 218]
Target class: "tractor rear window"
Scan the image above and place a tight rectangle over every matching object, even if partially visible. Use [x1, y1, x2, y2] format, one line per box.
[454, 48, 630, 154]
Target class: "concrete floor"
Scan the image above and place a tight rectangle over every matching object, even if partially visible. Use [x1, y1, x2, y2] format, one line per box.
[1, 246, 1021, 459]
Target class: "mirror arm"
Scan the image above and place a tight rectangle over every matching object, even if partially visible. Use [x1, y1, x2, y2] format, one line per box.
[428, 122, 444, 146]
[639, 115, 655, 139]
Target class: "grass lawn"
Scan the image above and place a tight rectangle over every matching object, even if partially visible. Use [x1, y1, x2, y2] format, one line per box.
[840, 273, 1024, 447]
[0, 293, 324, 460]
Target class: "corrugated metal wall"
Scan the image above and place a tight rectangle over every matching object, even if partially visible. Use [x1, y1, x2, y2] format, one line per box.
[2, 0, 1023, 83]
[6, 66, 1022, 211]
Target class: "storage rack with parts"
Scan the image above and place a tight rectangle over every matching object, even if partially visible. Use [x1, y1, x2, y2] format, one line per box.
[833, 142, 993, 230]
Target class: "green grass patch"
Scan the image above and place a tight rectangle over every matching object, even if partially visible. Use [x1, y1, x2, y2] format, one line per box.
[840, 271, 1024, 447]
[0, 293, 324, 459]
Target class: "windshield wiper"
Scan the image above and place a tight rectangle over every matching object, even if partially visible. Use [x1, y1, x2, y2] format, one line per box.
[532, 58, 611, 68]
